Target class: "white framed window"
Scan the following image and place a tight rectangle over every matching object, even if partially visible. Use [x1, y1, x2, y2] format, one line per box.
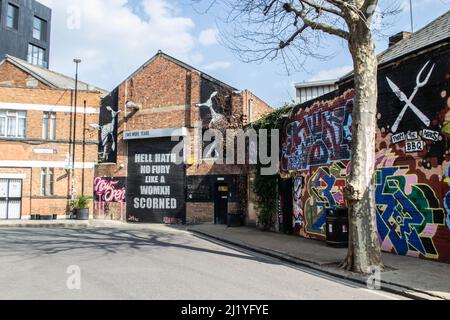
[40, 168, 46, 196]
[42, 112, 56, 140]
[40, 168, 54, 196]
[48, 168, 54, 196]
[42, 112, 48, 139]
[0, 110, 26, 138]
[49, 113, 56, 140]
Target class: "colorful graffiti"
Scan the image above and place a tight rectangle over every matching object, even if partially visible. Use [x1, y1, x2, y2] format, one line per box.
[304, 162, 349, 237]
[281, 91, 353, 172]
[293, 176, 305, 228]
[293, 152, 445, 257]
[444, 164, 450, 231]
[375, 151, 445, 259]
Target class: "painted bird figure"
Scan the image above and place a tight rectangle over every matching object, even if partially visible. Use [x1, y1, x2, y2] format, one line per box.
[196, 92, 229, 130]
[90, 106, 120, 161]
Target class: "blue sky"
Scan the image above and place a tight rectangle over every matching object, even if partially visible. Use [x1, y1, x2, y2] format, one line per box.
[40, 0, 449, 108]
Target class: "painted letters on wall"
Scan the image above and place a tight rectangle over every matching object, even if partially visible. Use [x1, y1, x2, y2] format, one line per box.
[281, 91, 353, 172]
[126, 137, 186, 224]
[281, 45, 450, 263]
[93, 177, 126, 220]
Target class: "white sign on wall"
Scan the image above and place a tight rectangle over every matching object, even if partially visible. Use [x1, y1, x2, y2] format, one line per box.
[33, 149, 57, 155]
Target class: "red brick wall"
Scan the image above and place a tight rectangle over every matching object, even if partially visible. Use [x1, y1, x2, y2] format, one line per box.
[95, 53, 272, 222]
[0, 85, 102, 218]
[0, 61, 49, 89]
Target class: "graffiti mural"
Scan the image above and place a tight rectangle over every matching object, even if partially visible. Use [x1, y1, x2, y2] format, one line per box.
[280, 47, 450, 262]
[304, 162, 349, 238]
[281, 91, 353, 172]
[96, 89, 120, 163]
[375, 151, 445, 259]
[444, 164, 450, 231]
[387, 61, 435, 133]
[293, 176, 305, 229]
[93, 177, 126, 220]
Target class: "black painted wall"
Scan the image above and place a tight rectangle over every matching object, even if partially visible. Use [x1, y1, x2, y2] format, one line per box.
[186, 175, 244, 203]
[126, 138, 186, 224]
[99, 89, 119, 163]
[0, 0, 51, 66]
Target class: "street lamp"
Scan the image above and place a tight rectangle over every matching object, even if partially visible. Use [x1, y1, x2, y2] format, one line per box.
[71, 59, 81, 201]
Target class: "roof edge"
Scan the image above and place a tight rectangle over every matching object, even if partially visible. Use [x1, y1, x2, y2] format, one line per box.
[118, 50, 238, 91]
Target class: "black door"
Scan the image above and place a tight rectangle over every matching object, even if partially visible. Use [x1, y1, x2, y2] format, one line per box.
[279, 178, 294, 234]
[214, 183, 229, 224]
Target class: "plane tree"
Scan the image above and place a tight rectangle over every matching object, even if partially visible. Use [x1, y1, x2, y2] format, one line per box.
[193, 0, 401, 273]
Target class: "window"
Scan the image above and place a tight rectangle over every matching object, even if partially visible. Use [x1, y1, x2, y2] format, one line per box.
[33, 16, 47, 42]
[27, 44, 47, 68]
[0, 110, 26, 138]
[48, 168, 54, 196]
[40, 168, 54, 196]
[6, 3, 19, 30]
[42, 112, 56, 140]
[40, 168, 46, 196]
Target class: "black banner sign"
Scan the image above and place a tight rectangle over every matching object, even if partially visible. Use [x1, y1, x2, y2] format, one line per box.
[126, 138, 186, 224]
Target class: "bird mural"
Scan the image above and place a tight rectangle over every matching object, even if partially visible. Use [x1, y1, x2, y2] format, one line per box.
[91, 106, 120, 161]
[196, 91, 229, 130]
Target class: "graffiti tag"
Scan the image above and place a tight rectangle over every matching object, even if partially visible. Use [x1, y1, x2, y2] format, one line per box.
[282, 97, 353, 171]
[94, 177, 126, 203]
[375, 151, 444, 258]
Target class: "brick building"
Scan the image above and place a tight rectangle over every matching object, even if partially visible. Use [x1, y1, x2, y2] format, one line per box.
[94, 51, 272, 224]
[0, 55, 105, 219]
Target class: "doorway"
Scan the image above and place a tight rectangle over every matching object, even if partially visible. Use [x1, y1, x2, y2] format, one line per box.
[0, 179, 22, 220]
[214, 183, 229, 224]
[279, 178, 293, 234]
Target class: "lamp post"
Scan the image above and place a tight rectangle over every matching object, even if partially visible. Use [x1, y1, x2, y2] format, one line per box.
[82, 100, 87, 196]
[71, 59, 81, 201]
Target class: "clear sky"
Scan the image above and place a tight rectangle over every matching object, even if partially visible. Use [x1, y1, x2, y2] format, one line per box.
[39, 0, 450, 108]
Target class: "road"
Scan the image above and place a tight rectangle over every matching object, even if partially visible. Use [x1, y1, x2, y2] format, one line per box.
[0, 225, 406, 300]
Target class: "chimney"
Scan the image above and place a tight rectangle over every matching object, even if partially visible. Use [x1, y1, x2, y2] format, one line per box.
[389, 31, 412, 47]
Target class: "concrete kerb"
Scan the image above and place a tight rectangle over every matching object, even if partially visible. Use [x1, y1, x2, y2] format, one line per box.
[188, 228, 444, 301]
[0, 220, 90, 229]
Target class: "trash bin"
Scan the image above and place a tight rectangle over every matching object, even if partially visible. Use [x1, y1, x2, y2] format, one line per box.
[227, 212, 243, 228]
[326, 207, 349, 248]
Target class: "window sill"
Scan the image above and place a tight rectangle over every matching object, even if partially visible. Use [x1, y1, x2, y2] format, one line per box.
[0, 137, 26, 141]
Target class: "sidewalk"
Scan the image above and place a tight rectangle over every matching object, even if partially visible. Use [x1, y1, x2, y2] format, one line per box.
[188, 224, 450, 300]
[0, 219, 90, 228]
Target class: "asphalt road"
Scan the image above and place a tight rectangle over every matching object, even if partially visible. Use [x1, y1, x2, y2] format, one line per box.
[0, 225, 407, 300]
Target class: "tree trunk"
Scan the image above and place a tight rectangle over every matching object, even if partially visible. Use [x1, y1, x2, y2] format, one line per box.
[341, 22, 383, 274]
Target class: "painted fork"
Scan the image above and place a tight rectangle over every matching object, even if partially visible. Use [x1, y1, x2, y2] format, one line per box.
[390, 61, 435, 133]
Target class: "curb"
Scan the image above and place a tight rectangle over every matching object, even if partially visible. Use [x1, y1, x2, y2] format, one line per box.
[189, 228, 444, 301]
[0, 221, 91, 229]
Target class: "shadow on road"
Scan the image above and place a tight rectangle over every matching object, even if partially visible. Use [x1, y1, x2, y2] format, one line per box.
[0, 227, 281, 266]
